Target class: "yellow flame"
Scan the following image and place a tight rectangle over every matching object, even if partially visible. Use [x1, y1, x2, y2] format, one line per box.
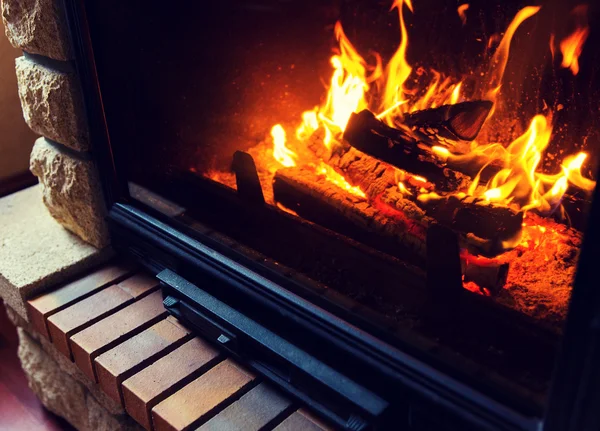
[450, 82, 462, 104]
[271, 125, 297, 167]
[465, 115, 596, 212]
[398, 181, 412, 195]
[317, 163, 366, 198]
[380, 0, 414, 124]
[457, 4, 469, 26]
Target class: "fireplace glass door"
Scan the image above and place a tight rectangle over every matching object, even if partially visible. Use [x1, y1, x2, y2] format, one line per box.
[75, 0, 599, 423]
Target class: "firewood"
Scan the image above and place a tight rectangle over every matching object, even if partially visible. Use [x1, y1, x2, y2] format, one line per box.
[416, 194, 523, 242]
[343, 109, 471, 191]
[401, 100, 493, 143]
[318, 136, 523, 243]
[273, 166, 509, 293]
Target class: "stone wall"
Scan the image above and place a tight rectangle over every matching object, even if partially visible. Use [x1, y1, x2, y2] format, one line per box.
[2, 0, 108, 248]
[0, 0, 116, 428]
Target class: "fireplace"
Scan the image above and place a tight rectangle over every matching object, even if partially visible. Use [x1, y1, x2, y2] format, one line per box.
[63, 0, 600, 429]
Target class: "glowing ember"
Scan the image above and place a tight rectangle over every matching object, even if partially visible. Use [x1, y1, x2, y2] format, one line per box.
[271, 124, 297, 168]
[559, 5, 589, 75]
[457, 4, 469, 26]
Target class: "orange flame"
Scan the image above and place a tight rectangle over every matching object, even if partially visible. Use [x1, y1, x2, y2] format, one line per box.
[463, 115, 596, 212]
[559, 6, 589, 76]
[457, 4, 469, 26]
[263, 1, 596, 220]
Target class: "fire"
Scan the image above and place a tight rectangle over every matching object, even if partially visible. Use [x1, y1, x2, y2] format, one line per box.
[316, 163, 366, 198]
[483, 6, 540, 101]
[464, 115, 595, 213]
[457, 4, 469, 26]
[271, 124, 297, 168]
[262, 1, 595, 225]
[559, 6, 589, 76]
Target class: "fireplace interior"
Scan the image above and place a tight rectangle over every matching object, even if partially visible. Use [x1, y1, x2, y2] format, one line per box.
[74, 0, 600, 427]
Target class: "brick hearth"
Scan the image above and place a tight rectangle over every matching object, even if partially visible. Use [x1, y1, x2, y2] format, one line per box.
[20, 261, 329, 431]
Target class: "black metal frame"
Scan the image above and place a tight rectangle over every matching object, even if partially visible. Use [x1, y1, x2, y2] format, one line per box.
[62, 0, 600, 429]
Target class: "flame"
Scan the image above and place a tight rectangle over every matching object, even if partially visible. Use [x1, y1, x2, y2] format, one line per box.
[549, 34, 556, 61]
[271, 124, 297, 167]
[398, 181, 413, 195]
[261, 1, 595, 225]
[457, 4, 469, 26]
[380, 0, 414, 124]
[559, 6, 589, 76]
[464, 115, 596, 212]
[483, 6, 540, 100]
[450, 82, 462, 104]
[317, 163, 366, 198]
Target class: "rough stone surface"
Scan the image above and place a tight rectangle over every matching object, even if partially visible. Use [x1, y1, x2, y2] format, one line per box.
[15, 56, 89, 151]
[30, 137, 109, 248]
[6, 305, 126, 415]
[0, 185, 111, 320]
[17, 328, 143, 431]
[1, 0, 72, 60]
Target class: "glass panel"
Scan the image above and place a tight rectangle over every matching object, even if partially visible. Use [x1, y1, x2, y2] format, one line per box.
[85, 0, 599, 407]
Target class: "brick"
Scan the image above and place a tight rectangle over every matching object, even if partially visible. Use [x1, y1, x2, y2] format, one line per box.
[27, 262, 134, 338]
[197, 383, 293, 431]
[274, 410, 332, 431]
[47, 285, 133, 359]
[151, 360, 256, 431]
[95, 317, 192, 405]
[116, 273, 161, 298]
[122, 338, 222, 431]
[70, 290, 168, 381]
[45, 275, 158, 359]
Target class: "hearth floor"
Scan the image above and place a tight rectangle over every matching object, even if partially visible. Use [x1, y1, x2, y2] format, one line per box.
[25, 261, 331, 431]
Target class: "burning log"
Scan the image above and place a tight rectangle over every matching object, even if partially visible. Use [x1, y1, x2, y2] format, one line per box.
[416, 194, 523, 242]
[319, 138, 523, 245]
[343, 109, 471, 192]
[402, 100, 494, 144]
[273, 166, 509, 293]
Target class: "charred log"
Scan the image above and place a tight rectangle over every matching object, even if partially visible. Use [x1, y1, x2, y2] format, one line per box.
[417, 194, 523, 242]
[320, 136, 523, 244]
[343, 109, 470, 192]
[273, 166, 509, 293]
[402, 100, 494, 144]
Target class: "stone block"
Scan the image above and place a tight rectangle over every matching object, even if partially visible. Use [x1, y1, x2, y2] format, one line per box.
[17, 327, 143, 430]
[30, 137, 109, 248]
[0, 185, 111, 320]
[6, 307, 126, 415]
[1, 0, 72, 60]
[16, 56, 89, 151]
